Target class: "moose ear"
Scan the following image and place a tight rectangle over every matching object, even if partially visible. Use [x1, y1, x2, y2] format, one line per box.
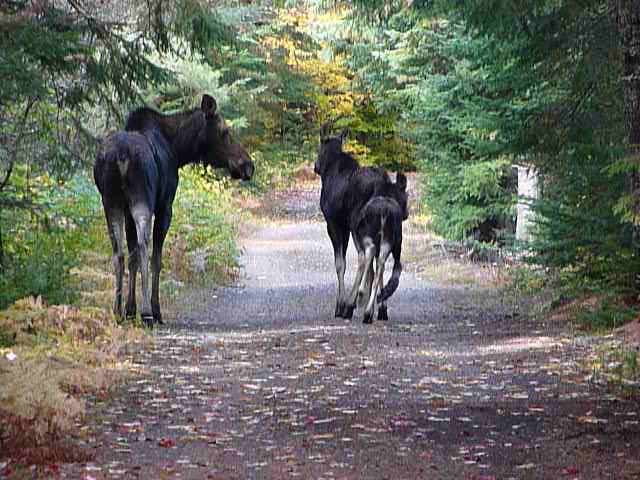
[201, 94, 217, 118]
[339, 129, 348, 144]
[320, 122, 330, 141]
[396, 172, 407, 190]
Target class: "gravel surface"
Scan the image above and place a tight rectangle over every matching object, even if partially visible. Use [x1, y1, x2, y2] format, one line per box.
[54, 176, 640, 480]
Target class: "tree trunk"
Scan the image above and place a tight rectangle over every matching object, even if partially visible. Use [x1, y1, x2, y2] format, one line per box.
[0, 220, 3, 270]
[614, 1, 640, 286]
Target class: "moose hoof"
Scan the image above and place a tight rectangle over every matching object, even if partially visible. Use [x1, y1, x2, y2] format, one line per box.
[363, 312, 373, 324]
[125, 305, 136, 320]
[153, 312, 164, 325]
[113, 303, 123, 321]
[141, 315, 155, 328]
[342, 305, 355, 319]
[335, 303, 345, 318]
[377, 305, 389, 321]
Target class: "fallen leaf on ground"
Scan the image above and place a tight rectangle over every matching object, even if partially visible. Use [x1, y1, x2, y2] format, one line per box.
[158, 438, 176, 448]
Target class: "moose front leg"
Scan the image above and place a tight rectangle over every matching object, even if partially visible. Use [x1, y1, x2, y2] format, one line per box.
[327, 222, 349, 318]
[151, 208, 172, 325]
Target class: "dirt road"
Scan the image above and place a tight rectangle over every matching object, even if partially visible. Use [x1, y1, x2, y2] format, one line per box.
[57, 177, 640, 479]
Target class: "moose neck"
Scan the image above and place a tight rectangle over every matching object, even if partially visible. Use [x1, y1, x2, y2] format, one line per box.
[324, 152, 359, 181]
[160, 110, 208, 168]
[128, 108, 206, 169]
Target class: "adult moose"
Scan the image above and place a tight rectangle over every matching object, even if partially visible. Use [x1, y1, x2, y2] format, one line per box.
[350, 174, 408, 323]
[94, 94, 253, 326]
[315, 124, 394, 320]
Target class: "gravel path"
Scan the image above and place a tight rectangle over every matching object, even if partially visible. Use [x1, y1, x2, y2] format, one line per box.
[58, 177, 640, 479]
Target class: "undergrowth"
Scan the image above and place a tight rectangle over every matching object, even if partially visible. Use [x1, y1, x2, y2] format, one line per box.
[575, 299, 637, 332]
[166, 165, 243, 287]
[587, 340, 640, 397]
[0, 297, 144, 465]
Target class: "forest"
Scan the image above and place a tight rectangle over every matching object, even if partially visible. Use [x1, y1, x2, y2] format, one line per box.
[1, 0, 640, 474]
[2, 0, 640, 311]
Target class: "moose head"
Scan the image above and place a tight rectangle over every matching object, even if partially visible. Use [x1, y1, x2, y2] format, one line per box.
[315, 122, 349, 176]
[200, 94, 254, 181]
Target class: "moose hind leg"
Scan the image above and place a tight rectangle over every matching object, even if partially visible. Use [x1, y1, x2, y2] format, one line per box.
[132, 206, 153, 326]
[151, 208, 172, 324]
[358, 239, 375, 310]
[358, 267, 374, 309]
[105, 208, 125, 320]
[364, 243, 391, 324]
[377, 241, 401, 322]
[124, 213, 138, 319]
[359, 242, 376, 323]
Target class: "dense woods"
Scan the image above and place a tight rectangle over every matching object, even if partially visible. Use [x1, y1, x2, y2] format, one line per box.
[343, 0, 640, 302]
[2, 0, 640, 314]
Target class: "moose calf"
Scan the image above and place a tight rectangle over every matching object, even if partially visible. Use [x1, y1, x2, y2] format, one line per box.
[349, 174, 408, 323]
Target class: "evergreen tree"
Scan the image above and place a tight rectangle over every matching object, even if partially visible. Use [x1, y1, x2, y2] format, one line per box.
[345, 0, 639, 288]
[612, 1, 640, 251]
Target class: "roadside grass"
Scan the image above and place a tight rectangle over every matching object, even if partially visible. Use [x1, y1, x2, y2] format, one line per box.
[0, 297, 143, 467]
[575, 299, 637, 332]
[585, 339, 640, 397]
[163, 166, 244, 291]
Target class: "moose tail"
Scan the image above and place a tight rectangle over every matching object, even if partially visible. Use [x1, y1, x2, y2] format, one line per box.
[106, 132, 131, 177]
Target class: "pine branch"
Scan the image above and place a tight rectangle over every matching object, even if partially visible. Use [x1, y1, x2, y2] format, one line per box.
[0, 98, 36, 193]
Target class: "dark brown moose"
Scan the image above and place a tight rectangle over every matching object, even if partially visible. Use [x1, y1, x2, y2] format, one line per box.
[315, 124, 408, 322]
[94, 94, 253, 326]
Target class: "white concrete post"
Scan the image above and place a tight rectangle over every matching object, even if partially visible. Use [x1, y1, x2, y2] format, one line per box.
[515, 165, 539, 242]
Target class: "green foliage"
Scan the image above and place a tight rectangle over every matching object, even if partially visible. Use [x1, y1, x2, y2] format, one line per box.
[335, 100, 414, 171]
[0, 232, 76, 310]
[624, 350, 639, 380]
[174, 1, 237, 57]
[167, 166, 241, 282]
[343, 0, 637, 298]
[527, 160, 638, 289]
[331, 9, 517, 240]
[576, 300, 637, 332]
[407, 23, 515, 240]
[0, 173, 101, 310]
[0, 325, 16, 348]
